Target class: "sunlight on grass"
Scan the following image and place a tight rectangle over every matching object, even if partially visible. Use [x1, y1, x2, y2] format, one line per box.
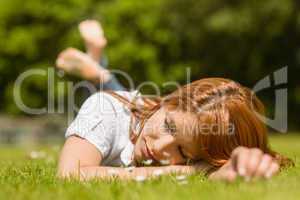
[0, 134, 299, 200]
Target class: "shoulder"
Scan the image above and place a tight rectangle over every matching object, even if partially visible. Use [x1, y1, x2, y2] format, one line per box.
[80, 91, 138, 116]
[86, 90, 140, 104]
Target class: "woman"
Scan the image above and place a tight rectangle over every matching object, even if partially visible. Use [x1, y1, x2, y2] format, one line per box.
[57, 78, 293, 182]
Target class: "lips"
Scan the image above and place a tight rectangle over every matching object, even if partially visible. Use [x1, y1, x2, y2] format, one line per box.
[142, 139, 156, 162]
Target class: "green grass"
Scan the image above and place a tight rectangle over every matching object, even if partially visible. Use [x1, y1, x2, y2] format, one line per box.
[0, 134, 299, 200]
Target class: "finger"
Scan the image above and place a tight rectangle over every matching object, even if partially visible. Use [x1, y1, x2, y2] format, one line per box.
[254, 154, 272, 178]
[232, 147, 249, 176]
[208, 168, 237, 182]
[246, 148, 263, 178]
[264, 162, 280, 179]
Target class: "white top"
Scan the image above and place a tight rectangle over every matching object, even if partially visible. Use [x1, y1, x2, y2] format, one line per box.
[65, 90, 141, 166]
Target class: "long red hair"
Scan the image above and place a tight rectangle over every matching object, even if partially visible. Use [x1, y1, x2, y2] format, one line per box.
[106, 78, 293, 168]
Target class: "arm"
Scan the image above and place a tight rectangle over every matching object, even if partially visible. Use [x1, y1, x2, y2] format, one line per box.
[77, 163, 212, 181]
[58, 136, 211, 180]
[57, 136, 103, 178]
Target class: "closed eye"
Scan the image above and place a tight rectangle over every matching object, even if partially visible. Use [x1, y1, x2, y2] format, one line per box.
[164, 117, 176, 135]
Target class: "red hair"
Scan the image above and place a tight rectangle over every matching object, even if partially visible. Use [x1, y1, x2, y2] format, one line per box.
[106, 78, 293, 168]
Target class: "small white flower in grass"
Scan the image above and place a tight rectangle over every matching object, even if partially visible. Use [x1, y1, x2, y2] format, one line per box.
[159, 159, 170, 165]
[176, 175, 187, 181]
[125, 166, 135, 172]
[142, 159, 153, 166]
[30, 151, 39, 159]
[108, 169, 118, 176]
[135, 175, 146, 182]
[153, 169, 164, 177]
[29, 151, 46, 159]
[178, 180, 188, 185]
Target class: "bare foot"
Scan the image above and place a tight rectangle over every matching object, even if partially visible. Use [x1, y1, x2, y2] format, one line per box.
[79, 20, 107, 61]
[56, 48, 110, 83]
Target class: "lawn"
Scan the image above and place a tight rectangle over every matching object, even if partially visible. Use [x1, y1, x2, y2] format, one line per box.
[0, 134, 299, 200]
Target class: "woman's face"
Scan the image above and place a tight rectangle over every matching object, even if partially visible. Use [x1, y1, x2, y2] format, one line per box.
[133, 107, 202, 165]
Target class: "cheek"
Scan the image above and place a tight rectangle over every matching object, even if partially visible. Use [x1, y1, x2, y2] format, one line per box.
[144, 113, 165, 136]
[143, 123, 163, 139]
[146, 136, 178, 157]
[161, 148, 186, 165]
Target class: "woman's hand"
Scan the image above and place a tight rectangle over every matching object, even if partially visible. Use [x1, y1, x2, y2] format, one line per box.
[209, 147, 280, 182]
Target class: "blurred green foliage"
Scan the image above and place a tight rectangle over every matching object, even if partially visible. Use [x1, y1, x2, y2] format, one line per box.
[0, 0, 299, 128]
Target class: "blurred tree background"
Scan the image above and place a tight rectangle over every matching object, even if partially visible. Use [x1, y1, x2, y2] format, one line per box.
[0, 0, 299, 129]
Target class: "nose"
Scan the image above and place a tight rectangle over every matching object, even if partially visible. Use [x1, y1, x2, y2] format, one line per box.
[151, 134, 175, 155]
[151, 135, 186, 165]
[148, 135, 185, 164]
